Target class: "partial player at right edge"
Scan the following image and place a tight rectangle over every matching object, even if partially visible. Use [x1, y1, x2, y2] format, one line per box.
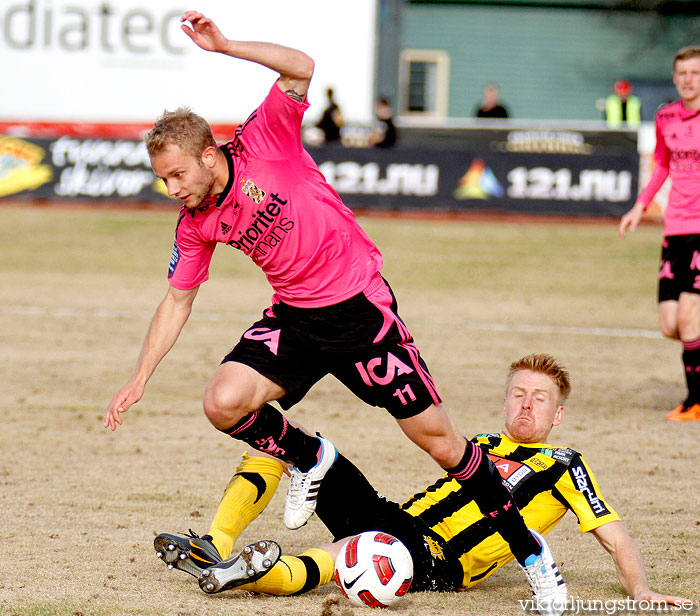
[619, 47, 700, 422]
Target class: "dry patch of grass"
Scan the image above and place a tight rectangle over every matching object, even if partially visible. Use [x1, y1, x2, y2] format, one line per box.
[1, 206, 696, 616]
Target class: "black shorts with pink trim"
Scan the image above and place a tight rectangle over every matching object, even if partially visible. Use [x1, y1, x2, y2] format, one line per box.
[658, 234, 700, 302]
[222, 276, 442, 419]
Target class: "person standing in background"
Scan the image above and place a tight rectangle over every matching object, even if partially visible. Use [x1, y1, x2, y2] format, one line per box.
[475, 83, 509, 119]
[619, 47, 700, 421]
[316, 87, 344, 146]
[605, 79, 642, 129]
[372, 97, 397, 148]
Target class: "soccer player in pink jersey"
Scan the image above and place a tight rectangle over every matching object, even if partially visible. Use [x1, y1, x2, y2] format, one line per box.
[103, 12, 564, 609]
[619, 47, 700, 422]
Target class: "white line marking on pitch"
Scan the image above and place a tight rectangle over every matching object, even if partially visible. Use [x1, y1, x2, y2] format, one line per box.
[2, 305, 663, 339]
[470, 322, 663, 339]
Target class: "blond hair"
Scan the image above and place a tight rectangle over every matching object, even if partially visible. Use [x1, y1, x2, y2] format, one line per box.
[506, 353, 571, 403]
[674, 46, 700, 69]
[145, 107, 217, 159]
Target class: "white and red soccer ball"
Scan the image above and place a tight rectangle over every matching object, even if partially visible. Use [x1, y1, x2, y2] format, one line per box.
[334, 531, 413, 608]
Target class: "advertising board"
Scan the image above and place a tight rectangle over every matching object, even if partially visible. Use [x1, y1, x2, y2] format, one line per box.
[0, 127, 638, 217]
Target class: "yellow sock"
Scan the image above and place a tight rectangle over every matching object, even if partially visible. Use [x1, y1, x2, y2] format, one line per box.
[207, 453, 284, 558]
[237, 548, 335, 596]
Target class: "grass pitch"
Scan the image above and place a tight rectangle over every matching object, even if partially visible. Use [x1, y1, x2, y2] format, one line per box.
[0, 205, 697, 616]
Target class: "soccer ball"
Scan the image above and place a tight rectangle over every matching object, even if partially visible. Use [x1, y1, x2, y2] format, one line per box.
[334, 531, 413, 608]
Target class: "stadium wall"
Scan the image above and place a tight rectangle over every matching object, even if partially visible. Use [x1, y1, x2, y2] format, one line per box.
[401, 2, 696, 121]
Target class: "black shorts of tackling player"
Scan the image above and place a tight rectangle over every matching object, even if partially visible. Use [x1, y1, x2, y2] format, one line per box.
[658, 234, 700, 302]
[222, 276, 442, 419]
[316, 454, 463, 593]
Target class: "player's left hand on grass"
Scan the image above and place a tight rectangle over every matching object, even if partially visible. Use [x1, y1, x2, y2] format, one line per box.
[634, 591, 694, 608]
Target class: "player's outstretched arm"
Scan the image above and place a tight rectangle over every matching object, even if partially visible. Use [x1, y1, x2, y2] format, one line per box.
[104, 285, 199, 431]
[590, 521, 693, 607]
[180, 11, 313, 98]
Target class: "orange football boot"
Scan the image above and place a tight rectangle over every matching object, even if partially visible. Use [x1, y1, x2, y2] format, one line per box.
[666, 402, 700, 422]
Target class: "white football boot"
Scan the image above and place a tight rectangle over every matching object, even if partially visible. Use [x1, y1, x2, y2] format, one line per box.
[284, 436, 338, 530]
[520, 530, 568, 616]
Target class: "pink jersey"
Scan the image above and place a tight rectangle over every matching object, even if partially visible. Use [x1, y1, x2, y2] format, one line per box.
[638, 100, 700, 236]
[168, 83, 383, 307]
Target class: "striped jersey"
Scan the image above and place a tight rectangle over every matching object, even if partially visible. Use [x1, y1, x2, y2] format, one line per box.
[401, 433, 619, 589]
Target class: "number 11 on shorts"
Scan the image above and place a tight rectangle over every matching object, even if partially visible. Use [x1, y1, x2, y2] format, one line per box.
[393, 384, 416, 405]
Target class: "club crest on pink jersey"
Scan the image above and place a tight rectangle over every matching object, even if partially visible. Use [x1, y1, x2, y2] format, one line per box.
[241, 178, 266, 204]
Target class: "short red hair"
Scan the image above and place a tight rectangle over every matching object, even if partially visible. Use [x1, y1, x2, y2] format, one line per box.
[506, 354, 572, 403]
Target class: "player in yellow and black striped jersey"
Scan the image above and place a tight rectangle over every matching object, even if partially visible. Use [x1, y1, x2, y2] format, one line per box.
[305, 430, 619, 594]
[402, 432, 619, 589]
[154, 354, 692, 608]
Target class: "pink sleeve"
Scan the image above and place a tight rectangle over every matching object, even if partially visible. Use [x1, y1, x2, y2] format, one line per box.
[240, 84, 308, 159]
[637, 118, 670, 209]
[167, 223, 215, 291]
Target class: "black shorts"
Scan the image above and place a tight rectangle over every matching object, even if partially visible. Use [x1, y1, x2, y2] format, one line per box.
[658, 234, 700, 303]
[316, 454, 463, 593]
[223, 275, 441, 419]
